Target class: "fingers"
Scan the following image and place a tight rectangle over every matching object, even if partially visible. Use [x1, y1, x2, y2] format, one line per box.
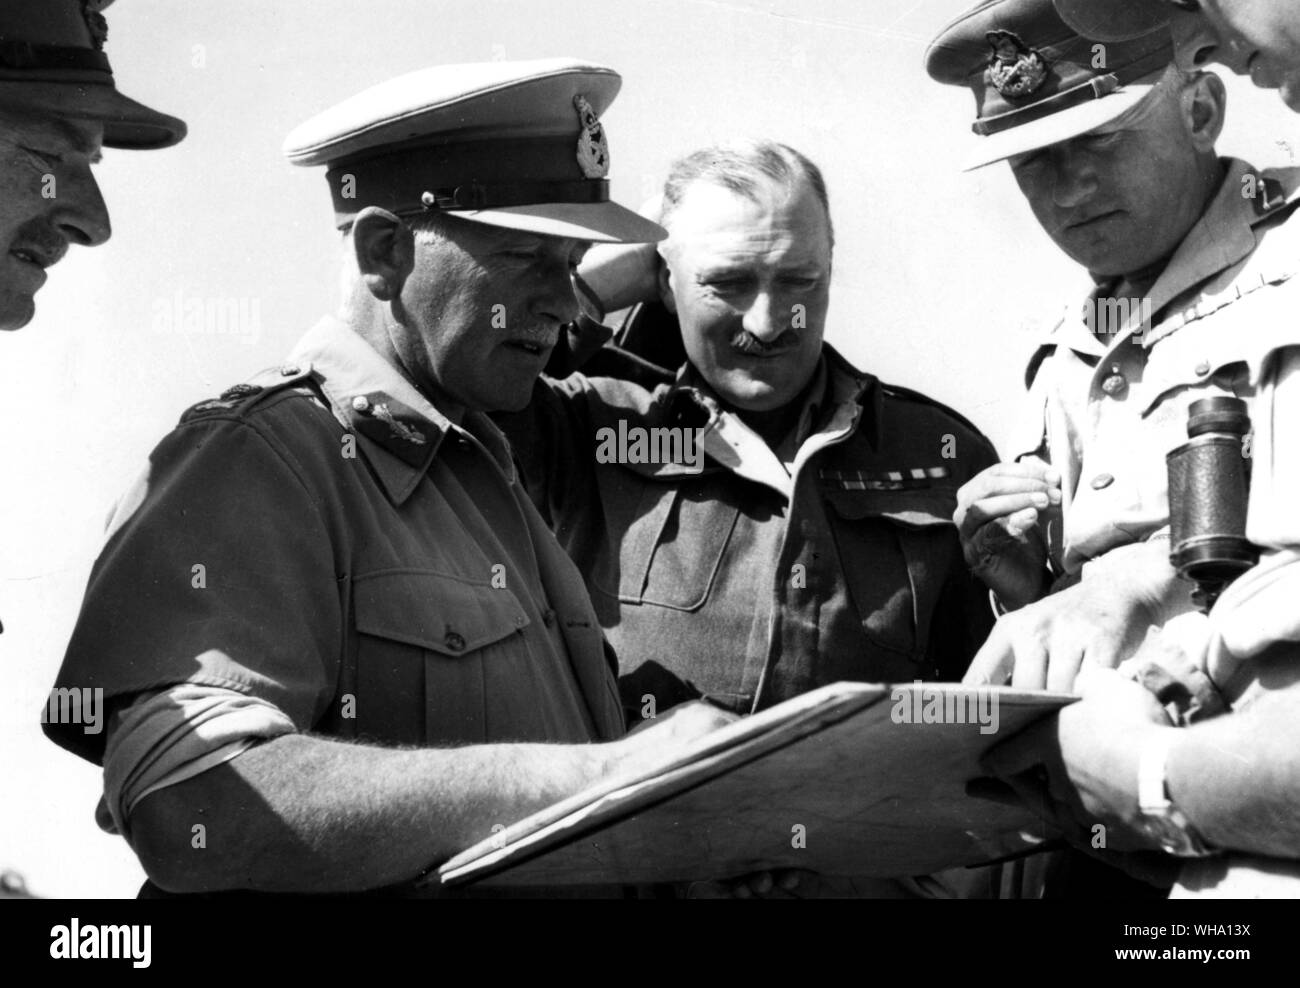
[956, 463, 1061, 511]
[1009, 635, 1050, 691]
[961, 492, 1055, 537]
[1043, 638, 1084, 693]
[963, 631, 1015, 686]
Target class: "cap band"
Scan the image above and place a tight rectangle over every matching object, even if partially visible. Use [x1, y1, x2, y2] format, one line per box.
[0, 38, 110, 74]
[972, 45, 1171, 137]
[326, 134, 606, 222]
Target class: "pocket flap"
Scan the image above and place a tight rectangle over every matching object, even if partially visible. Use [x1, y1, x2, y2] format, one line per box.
[354, 569, 529, 656]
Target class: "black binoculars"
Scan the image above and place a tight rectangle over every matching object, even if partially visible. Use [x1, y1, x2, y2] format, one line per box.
[1166, 396, 1260, 613]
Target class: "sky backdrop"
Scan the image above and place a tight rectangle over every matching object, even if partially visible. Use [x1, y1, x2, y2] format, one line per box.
[3, 0, 1299, 897]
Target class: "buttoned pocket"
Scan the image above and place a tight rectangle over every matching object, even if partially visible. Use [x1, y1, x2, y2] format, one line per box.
[352, 569, 530, 745]
[823, 488, 960, 662]
[592, 481, 739, 612]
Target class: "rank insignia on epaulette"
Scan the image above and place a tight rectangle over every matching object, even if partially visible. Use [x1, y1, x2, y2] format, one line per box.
[820, 466, 950, 491]
[219, 383, 264, 402]
[986, 30, 1048, 99]
[181, 398, 238, 421]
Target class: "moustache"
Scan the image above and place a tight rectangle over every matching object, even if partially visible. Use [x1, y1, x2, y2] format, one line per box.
[730, 330, 799, 356]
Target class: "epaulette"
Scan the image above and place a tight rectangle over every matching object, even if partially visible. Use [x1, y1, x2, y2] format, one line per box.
[879, 381, 992, 444]
[178, 361, 316, 424]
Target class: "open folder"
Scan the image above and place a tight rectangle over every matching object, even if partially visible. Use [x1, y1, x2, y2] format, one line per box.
[434, 681, 1075, 889]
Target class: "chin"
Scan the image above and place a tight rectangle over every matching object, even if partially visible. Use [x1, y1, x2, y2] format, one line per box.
[485, 386, 534, 414]
[0, 301, 35, 331]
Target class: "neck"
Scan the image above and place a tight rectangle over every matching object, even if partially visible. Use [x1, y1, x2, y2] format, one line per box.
[339, 293, 466, 425]
[733, 371, 820, 449]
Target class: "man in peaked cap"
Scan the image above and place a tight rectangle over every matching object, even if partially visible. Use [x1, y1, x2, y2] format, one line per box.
[0, 0, 185, 331]
[42, 58, 733, 897]
[969, 0, 1300, 898]
[929, 0, 1300, 894]
[1056, 0, 1300, 111]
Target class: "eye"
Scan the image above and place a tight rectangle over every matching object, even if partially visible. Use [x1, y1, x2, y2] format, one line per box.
[780, 276, 820, 290]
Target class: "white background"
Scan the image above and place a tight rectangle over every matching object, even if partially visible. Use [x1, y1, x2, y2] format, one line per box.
[3, 0, 1298, 897]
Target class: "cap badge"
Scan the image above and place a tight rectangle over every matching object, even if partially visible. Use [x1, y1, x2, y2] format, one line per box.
[986, 30, 1048, 99]
[80, 1, 110, 51]
[573, 95, 610, 179]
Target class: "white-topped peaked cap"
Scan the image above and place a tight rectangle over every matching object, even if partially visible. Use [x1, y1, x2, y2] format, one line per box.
[283, 57, 666, 244]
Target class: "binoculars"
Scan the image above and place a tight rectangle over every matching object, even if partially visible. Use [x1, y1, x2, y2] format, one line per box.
[1166, 397, 1260, 613]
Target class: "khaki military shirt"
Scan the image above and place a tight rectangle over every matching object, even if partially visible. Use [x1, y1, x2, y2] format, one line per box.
[1016, 159, 1300, 583]
[45, 316, 624, 767]
[500, 345, 997, 721]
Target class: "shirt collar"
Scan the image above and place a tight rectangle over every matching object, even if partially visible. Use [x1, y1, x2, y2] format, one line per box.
[289, 316, 515, 505]
[655, 346, 875, 495]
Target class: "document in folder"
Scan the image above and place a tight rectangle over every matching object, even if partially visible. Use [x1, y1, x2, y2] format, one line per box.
[435, 681, 1075, 889]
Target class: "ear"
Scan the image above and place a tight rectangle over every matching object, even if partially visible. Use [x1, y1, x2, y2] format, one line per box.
[1185, 72, 1227, 153]
[352, 207, 413, 302]
[656, 247, 677, 315]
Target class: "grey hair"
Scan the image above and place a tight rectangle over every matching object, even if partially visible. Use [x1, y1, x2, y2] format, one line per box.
[660, 139, 834, 248]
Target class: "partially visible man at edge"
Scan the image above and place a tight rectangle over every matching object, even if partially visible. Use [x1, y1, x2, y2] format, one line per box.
[1, 0, 185, 898]
[0, 0, 185, 333]
[41, 59, 734, 898]
[930, 0, 1300, 896]
[496, 139, 1003, 897]
[967, 0, 1300, 898]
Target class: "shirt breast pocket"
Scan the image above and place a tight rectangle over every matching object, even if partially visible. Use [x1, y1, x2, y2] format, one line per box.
[352, 569, 530, 745]
[823, 488, 960, 663]
[590, 480, 740, 612]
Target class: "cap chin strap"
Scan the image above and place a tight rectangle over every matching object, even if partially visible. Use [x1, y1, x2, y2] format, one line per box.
[411, 180, 610, 212]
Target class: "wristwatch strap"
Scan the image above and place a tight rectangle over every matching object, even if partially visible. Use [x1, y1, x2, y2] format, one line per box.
[1137, 730, 1217, 858]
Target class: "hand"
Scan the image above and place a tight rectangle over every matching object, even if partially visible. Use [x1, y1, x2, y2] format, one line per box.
[612, 700, 738, 778]
[963, 548, 1179, 691]
[954, 460, 1059, 610]
[981, 667, 1174, 855]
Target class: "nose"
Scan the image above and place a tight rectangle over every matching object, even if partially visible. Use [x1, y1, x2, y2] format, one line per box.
[529, 257, 581, 326]
[55, 163, 112, 248]
[1048, 151, 1098, 211]
[1170, 10, 1241, 74]
[741, 289, 786, 343]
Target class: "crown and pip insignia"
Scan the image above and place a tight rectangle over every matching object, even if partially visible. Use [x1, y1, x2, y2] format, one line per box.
[986, 29, 1049, 99]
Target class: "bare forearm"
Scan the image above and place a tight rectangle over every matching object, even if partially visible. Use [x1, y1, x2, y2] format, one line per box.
[132, 733, 612, 894]
[1167, 678, 1300, 859]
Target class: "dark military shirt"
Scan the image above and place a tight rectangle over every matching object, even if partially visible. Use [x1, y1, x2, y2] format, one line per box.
[498, 344, 998, 722]
[45, 316, 624, 766]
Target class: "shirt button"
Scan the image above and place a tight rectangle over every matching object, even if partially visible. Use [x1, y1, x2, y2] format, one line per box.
[1101, 373, 1127, 397]
[1091, 473, 1115, 491]
[543, 609, 557, 628]
[1195, 361, 1212, 377]
[352, 395, 371, 413]
[280, 364, 300, 377]
[444, 630, 466, 652]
